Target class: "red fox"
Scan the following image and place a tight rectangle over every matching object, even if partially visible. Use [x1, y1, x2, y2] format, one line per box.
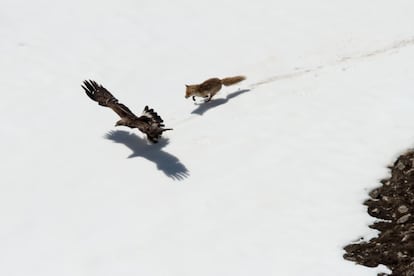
[185, 75, 246, 102]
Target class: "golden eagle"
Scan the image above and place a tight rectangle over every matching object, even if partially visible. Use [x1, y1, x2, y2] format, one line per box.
[82, 80, 172, 143]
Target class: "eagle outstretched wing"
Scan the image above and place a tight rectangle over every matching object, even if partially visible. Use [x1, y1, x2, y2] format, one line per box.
[82, 80, 172, 143]
[82, 80, 138, 120]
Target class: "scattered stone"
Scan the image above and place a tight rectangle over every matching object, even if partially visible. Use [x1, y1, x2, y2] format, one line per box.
[396, 160, 406, 170]
[398, 205, 409, 214]
[397, 214, 411, 224]
[382, 196, 391, 202]
[370, 188, 381, 199]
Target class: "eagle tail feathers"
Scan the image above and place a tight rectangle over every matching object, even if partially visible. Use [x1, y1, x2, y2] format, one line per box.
[141, 106, 173, 143]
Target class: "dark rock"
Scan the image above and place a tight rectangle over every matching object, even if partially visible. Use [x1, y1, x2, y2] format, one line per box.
[398, 205, 409, 213]
[397, 214, 411, 224]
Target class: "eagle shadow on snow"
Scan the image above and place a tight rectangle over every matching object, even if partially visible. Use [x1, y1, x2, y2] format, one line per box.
[191, 89, 251, 115]
[105, 130, 189, 181]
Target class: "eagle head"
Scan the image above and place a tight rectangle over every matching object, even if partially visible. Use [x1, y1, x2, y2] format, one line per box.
[115, 120, 127, 127]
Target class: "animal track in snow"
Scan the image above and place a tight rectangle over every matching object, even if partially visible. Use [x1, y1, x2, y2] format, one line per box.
[249, 36, 414, 89]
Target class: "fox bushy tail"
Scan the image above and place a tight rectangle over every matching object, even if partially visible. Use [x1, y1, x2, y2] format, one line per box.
[220, 75, 246, 86]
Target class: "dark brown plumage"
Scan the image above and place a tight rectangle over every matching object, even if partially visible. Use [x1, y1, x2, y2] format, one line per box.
[82, 80, 172, 143]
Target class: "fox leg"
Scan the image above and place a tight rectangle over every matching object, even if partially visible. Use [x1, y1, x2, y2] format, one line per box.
[204, 94, 213, 102]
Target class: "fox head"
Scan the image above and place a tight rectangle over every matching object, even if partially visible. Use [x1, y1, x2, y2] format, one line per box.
[185, 84, 198, 98]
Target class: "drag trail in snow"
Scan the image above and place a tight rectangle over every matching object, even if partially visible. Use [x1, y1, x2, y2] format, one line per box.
[250, 36, 414, 89]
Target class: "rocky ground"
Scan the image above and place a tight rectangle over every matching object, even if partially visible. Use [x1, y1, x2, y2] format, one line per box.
[344, 150, 414, 275]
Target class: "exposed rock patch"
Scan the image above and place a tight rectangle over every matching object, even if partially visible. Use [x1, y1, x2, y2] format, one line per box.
[344, 150, 414, 275]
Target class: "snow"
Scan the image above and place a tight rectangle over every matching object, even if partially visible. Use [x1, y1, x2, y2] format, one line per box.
[1, 0, 414, 275]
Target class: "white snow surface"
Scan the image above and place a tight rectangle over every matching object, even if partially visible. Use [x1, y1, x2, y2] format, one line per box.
[1, 0, 414, 275]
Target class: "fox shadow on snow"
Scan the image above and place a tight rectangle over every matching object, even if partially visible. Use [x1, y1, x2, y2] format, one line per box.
[105, 130, 189, 181]
[191, 89, 251, 115]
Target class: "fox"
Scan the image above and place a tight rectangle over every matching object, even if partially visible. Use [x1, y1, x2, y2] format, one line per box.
[185, 75, 246, 102]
